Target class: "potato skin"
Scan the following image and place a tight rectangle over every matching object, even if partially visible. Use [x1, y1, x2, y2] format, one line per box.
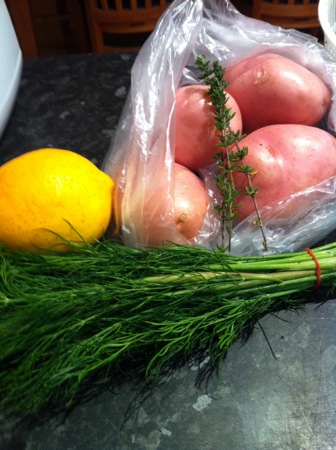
[174, 85, 242, 169]
[174, 163, 209, 239]
[142, 163, 209, 246]
[232, 124, 336, 221]
[225, 53, 332, 134]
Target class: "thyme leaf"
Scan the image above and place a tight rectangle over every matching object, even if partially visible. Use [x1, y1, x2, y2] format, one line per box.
[195, 55, 268, 252]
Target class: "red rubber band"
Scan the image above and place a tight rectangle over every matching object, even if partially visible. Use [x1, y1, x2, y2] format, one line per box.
[304, 248, 321, 289]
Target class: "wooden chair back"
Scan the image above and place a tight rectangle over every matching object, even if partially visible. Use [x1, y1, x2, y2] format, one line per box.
[252, 0, 320, 30]
[85, 0, 171, 53]
[6, 0, 89, 58]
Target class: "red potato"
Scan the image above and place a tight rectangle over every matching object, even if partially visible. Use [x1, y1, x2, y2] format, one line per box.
[174, 85, 243, 170]
[225, 53, 332, 134]
[174, 163, 209, 239]
[232, 124, 336, 221]
[142, 163, 209, 246]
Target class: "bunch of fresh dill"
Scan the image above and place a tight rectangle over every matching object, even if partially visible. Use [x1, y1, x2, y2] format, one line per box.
[0, 239, 336, 414]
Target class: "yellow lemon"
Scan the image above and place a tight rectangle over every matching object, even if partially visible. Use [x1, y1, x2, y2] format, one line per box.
[0, 148, 114, 252]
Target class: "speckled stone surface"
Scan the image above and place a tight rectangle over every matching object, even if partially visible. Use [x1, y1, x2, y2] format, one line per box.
[0, 53, 336, 450]
[0, 52, 136, 166]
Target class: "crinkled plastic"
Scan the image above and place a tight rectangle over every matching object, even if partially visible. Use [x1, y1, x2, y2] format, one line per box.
[102, 0, 336, 256]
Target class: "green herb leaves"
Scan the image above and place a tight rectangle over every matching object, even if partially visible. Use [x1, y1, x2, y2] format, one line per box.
[0, 240, 335, 413]
[195, 55, 267, 252]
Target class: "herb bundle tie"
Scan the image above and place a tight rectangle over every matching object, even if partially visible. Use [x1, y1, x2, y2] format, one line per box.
[304, 248, 322, 289]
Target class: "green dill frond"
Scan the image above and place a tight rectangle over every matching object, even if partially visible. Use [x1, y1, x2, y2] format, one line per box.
[0, 240, 335, 414]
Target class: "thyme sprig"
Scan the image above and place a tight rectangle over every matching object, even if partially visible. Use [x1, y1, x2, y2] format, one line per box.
[0, 239, 335, 413]
[195, 55, 267, 252]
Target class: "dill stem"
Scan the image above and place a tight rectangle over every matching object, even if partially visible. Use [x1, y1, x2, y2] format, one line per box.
[206, 254, 336, 272]
[141, 269, 316, 284]
[141, 269, 324, 299]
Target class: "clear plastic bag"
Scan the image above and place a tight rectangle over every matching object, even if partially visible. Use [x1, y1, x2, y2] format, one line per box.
[102, 0, 336, 255]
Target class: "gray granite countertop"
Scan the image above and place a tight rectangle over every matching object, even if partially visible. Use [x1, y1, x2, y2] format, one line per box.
[0, 52, 336, 450]
[0, 52, 135, 166]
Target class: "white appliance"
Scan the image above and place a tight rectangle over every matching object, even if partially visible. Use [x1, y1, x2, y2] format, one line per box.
[0, 0, 22, 140]
[319, 0, 336, 59]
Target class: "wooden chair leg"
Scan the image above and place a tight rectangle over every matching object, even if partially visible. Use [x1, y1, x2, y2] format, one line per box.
[66, 0, 90, 53]
[85, 2, 105, 53]
[5, 0, 38, 58]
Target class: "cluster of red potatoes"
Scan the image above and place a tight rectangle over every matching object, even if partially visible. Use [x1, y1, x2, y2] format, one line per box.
[171, 52, 335, 241]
